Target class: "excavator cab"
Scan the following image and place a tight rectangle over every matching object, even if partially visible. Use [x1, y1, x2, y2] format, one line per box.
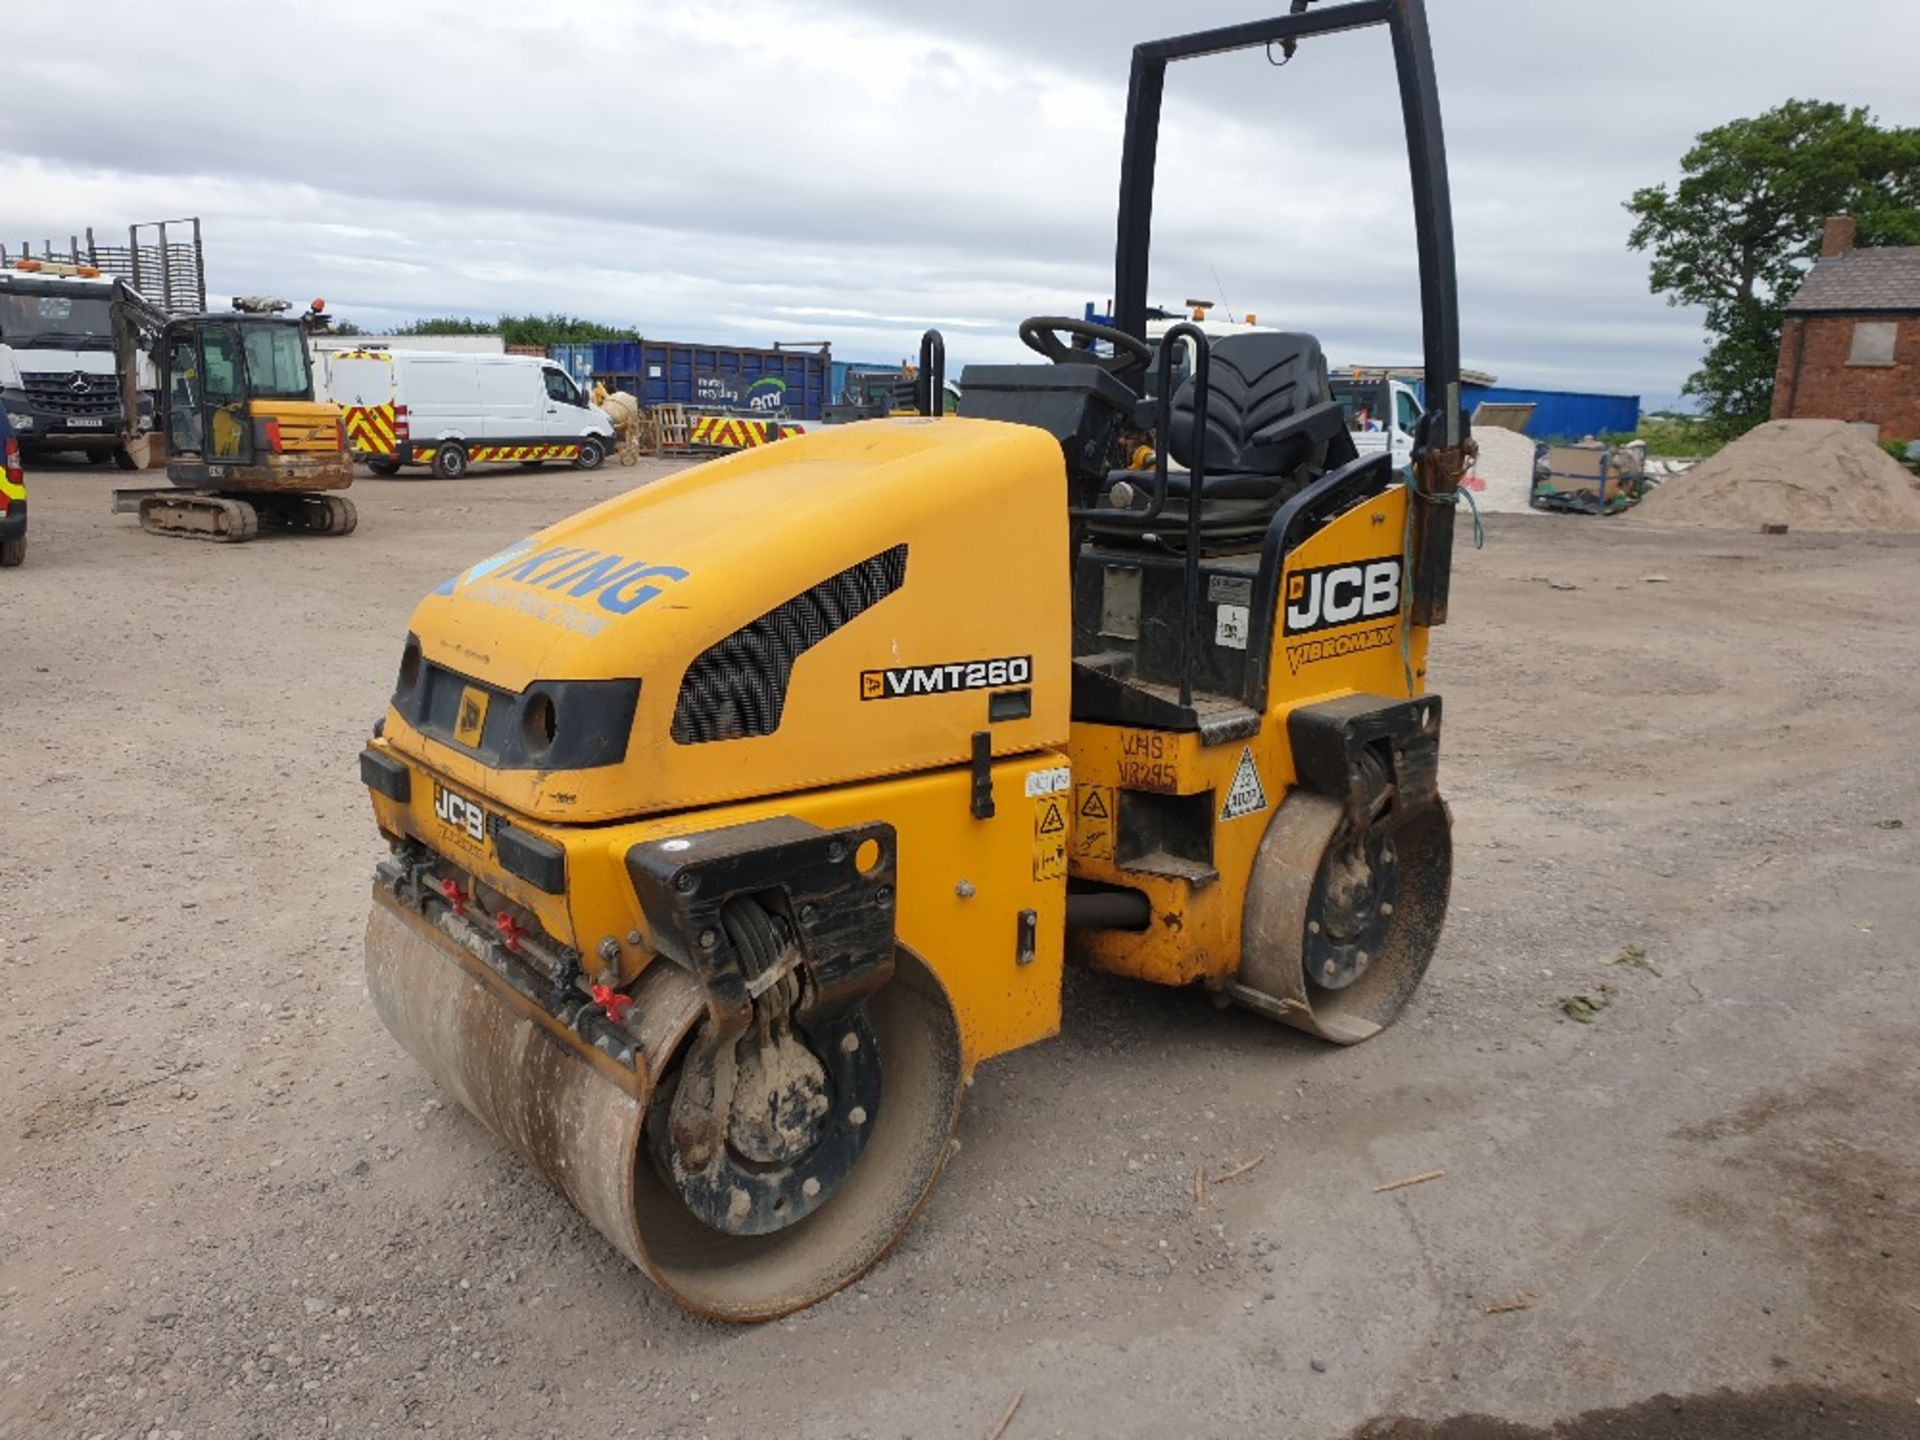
[117, 302, 357, 542]
[359, 0, 1469, 1322]
[162, 317, 263, 466]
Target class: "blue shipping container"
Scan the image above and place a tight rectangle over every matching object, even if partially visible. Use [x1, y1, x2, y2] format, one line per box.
[1432, 384, 1641, 441]
[588, 339, 830, 421]
[547, 343, 596, 387]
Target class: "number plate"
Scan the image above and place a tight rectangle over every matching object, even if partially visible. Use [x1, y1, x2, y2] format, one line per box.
[66, 418, 106, 429]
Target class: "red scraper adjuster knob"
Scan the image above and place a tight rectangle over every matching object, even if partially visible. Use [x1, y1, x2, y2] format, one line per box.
[590, 984, 634, 1023]
[439, 878, 466, 916]
[495, 912, 521, 951]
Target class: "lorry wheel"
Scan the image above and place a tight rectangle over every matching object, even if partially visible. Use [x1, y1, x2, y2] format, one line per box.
[367, 459, 402, 477]
[432, 443, 469, 479]
[88, 450, 112, 466]
[574, 437, 607, 471]
[0, 537, 24, 568]
[113, 447, 139, 471]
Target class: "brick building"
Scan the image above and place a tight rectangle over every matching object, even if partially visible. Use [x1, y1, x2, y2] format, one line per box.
[1772, 216, 1920, 441]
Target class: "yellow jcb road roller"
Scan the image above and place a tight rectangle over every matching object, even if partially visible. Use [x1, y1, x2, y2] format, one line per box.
[115, 298, 356, 542]
[360, 0, 1472, 1321]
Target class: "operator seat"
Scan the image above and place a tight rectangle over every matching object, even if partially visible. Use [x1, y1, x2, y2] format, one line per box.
[1097, 331, 1356, 551]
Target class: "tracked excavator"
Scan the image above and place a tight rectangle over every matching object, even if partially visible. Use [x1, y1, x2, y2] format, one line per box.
[360, 0, 1472, 1321]
[115, 297, 356, 541]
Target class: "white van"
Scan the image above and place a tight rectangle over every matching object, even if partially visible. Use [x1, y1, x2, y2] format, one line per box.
[323, 349, 615, 478]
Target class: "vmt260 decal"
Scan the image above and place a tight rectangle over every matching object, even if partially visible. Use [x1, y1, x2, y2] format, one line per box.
[860, 656, 1032, 700]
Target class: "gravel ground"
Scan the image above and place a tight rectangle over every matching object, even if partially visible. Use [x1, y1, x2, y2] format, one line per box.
[2, 461, 1917, 1440]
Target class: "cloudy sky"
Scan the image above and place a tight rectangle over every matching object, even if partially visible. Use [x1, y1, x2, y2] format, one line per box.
[6, 0, 1917, 407]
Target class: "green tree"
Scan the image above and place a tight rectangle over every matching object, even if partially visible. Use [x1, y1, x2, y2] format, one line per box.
[392, 316, 496, 337]
[392, 313, 638, 346]
[1627, 100, 1920, 433]
[498, 314, 636, 347]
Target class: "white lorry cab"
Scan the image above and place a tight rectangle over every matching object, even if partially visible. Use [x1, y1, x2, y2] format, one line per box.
[1328, 372, 1424, 474]
[322, 348, 615, 478]
[1142, 305, 1278, 393]
[0, 261, 159, 465]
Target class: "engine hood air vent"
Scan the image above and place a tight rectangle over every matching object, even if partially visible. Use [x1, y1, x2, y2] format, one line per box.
[671, 545, 908, 744]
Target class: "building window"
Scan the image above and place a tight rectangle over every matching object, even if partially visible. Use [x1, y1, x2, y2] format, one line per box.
[1847, 321, 1897, 367]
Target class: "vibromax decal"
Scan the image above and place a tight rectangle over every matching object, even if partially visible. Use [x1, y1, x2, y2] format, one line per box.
[1285, 620, 1399, 675]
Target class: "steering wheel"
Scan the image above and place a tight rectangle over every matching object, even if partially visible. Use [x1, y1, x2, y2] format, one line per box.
[1017, 316, 1154, 376]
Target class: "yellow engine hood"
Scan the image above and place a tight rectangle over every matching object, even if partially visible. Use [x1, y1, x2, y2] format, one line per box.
[385, 418, 1072, 824]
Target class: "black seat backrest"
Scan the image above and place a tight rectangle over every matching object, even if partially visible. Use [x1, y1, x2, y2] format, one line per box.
[1167, 332, 1334, 476]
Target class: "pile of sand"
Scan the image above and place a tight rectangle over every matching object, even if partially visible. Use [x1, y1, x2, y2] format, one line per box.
[1632, 420, 1920, 532]
[1461, 425, 1538, 513]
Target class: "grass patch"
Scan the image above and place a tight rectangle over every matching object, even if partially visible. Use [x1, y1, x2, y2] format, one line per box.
[1558, 985, 1615, 1023]
[1611, 943, 1660, 976]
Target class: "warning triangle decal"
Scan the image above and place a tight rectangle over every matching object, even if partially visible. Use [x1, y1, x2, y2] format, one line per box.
[1078, 789, 1109, 820]
[1220, 747, 1268, 821]
[1037, 800, 1067, 835]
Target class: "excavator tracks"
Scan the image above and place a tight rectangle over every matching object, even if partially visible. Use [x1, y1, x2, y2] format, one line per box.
[136, 493, 259, 543]
[127, 491, 357, 543]
[267, 494, 358, 536]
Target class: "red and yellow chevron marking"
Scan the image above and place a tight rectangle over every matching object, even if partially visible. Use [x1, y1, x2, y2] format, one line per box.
[343, 403, 398, 457]
[466, 443, 582, 463]
[687, 416, 803, 450]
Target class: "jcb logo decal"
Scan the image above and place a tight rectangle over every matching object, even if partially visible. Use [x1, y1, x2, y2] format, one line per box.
[860, 656, 1032, 700]
[454, 686, 490, 748]
[1283, 558, 1402, 636]
[433, 783, 493, 846]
